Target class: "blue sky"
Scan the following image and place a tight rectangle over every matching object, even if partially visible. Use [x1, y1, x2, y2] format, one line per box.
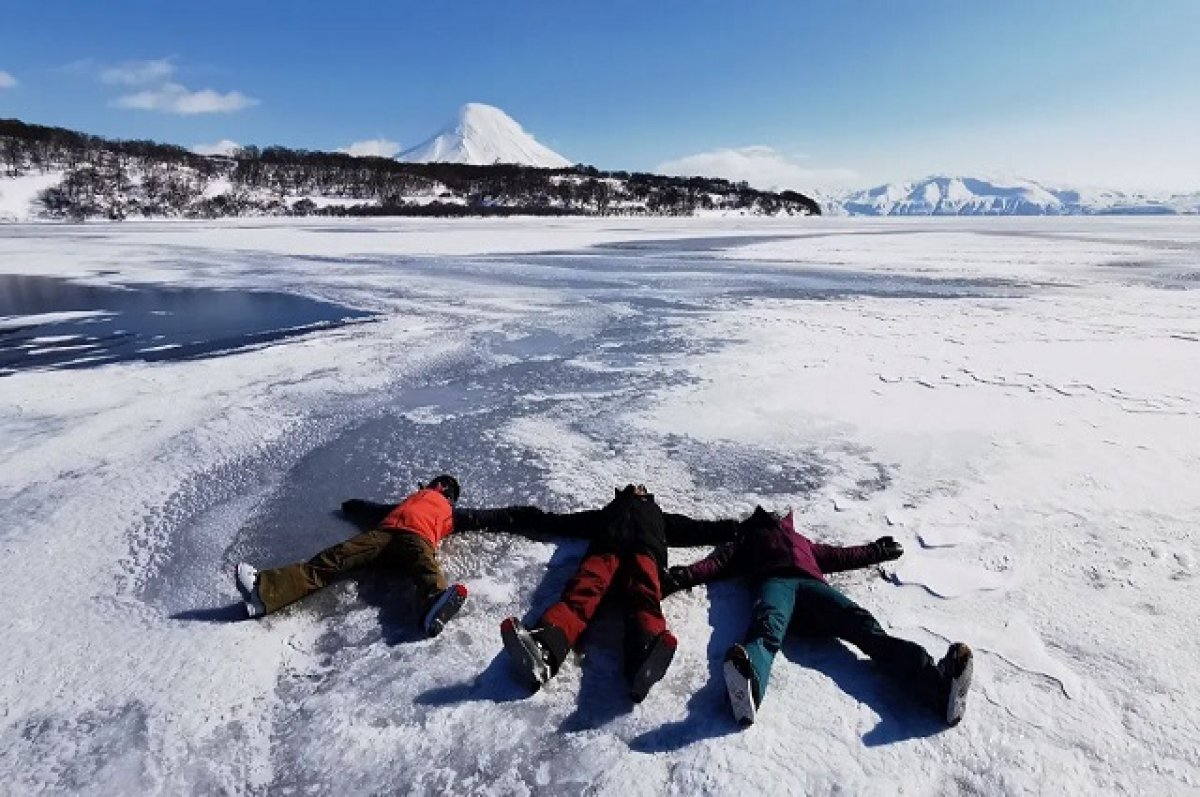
[2, 1, 1198, 191]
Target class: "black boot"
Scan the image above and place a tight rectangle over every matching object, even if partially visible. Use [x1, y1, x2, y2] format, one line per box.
[936, 642, 974, 726]
[501, 618, 568, 689]
[628, 631, 678, 703]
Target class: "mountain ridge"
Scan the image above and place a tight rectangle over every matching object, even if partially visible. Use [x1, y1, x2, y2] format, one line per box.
[828, 175, 1199, 216]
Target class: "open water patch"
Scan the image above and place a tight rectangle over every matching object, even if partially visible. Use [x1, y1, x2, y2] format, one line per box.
[0, 274, 373, 375]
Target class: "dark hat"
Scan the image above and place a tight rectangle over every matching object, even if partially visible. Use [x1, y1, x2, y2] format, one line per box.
[739, 505, 780, 533]
[427, 474, 461, 504]
[613, 483, 654, 501]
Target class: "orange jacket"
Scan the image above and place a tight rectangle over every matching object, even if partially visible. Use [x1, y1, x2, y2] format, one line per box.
[377, 488, 454, 547]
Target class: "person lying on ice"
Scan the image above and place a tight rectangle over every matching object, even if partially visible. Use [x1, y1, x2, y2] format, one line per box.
[339, 492, 739, 547]
[661, 506, 974, 728]
[499, 484, 740, 704]
[234, 474, 541, 637]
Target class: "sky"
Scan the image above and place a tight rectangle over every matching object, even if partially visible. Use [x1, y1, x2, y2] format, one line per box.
[1, 0, 1198, 193]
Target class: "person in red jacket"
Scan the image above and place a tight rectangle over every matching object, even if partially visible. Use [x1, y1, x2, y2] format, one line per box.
[663, 506, 973, 727]
[234, 475, 530, 637]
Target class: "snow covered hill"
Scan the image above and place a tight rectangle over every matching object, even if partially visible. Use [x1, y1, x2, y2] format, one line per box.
[836, 175, 1199, 216]
[3, 117, 816, 220]
[0, 171, 65, 221]
[397, 103, 571, 168]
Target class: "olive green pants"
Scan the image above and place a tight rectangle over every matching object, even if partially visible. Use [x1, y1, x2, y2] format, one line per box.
[256, 529, 445, 614]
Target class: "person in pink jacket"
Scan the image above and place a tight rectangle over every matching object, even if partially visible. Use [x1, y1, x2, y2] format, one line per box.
[663, 506, 973, 727]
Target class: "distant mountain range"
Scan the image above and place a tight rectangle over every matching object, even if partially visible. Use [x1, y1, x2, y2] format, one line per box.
[392, 109, 1196, 216]
[825, 176, 1199, 216]
[398, 103, 570, 168]
[3, 104, 1197, 220]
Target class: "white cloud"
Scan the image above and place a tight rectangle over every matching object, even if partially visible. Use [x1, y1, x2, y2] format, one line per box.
[100, 58, 175, 86]
[113, 83, 259, 115]
[191, 139, 242, 156]
[0, 70, 17, 89]
[77, 57, 259, 116]
[340, 139, 401, 158]
[656, 146, 858, 192]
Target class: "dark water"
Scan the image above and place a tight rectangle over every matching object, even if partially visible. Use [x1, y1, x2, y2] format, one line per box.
[0, 274, 373, 375]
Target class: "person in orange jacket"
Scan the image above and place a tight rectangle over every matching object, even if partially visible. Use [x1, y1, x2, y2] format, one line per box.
[234, 474, 536, 637]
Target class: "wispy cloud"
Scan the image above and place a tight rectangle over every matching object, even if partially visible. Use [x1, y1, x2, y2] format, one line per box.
[113, 83, 259, 115]
[340, 139, 401, 158]
[0, 70, 17, 89]
[70, 57, 260, 115]
[656, 146, 857, 192]
[191, 139, 242, 156]
[100, 58, 174, 86]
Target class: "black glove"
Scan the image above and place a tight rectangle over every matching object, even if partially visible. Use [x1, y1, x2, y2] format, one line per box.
[872, 535, 904, 562]
[659, 565, 692, 597]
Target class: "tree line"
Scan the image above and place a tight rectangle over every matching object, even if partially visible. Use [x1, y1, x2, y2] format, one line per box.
[1, 118, 821, 220]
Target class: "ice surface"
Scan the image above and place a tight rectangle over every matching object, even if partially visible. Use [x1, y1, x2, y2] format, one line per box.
[1, 216, 1197, 794]
[884, 555, 1013, 599]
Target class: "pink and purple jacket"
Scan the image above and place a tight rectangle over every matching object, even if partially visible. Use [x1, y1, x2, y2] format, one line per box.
[683, 507, 884, 585]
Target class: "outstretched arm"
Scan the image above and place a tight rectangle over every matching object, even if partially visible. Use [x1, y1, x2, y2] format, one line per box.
[519, 508, 739, 544]
[340, 498, 395, 529]
[453, 505, 547, 534]
[340, 499, 549, 537]
[529, 508, 608, 539]
[812, 536, 903, 574]
[662, 512, 741, 547]
[676, 540, 740, 587]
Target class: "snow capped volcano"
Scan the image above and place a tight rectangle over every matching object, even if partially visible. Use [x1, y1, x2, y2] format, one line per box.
[397, 103, 571, 168]
[838, 175, 1196, 216]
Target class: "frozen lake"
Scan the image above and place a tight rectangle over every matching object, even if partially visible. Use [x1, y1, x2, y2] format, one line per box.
[0, 216, 1197, 794]
[0, 273, 372, 374]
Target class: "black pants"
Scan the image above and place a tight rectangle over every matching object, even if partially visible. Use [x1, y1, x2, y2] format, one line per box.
[743, 576, 941, 706]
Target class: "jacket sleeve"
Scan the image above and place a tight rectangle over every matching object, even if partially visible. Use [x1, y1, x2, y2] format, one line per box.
[811, 542, 882, 574]
[340, 498, 396, 529]
[453, 506, 547, 534]
[662, 513, 742, 547]
[683, 541, 740, 585]
[532, 508, 608, 539]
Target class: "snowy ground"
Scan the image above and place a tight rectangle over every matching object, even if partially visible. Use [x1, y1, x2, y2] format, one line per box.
[1, 216, 1197, 795]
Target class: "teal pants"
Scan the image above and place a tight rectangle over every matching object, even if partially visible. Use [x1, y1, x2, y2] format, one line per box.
[743, 577, 941, 705]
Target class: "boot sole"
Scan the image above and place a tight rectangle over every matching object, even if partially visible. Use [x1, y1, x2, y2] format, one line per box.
[944, 644, 974, 727]
[501, 618, 550, 689]
[630, 634, 677, 704]
[235, 563, 265, 618]
[424, 584, 468, 637]
[723, 655, 758, 727]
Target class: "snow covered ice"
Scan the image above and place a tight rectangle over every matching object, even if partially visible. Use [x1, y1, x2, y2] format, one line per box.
[1, 216, 1198, 794]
